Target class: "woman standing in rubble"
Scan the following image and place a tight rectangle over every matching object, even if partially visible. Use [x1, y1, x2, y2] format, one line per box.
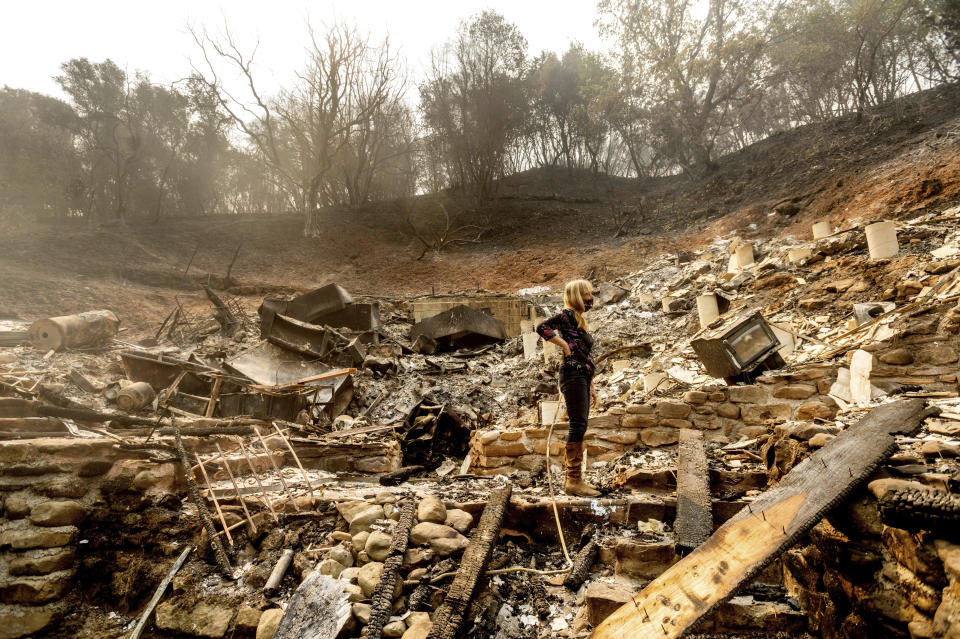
[536, 279, 600, 497]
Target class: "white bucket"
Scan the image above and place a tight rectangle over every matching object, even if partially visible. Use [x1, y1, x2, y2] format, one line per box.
[812, 221, 831, 240]
[865, 221, 899, 260]
[735, 244, 755, 268]
[696, 294, 720, 329]
[788, 247, 812, 262]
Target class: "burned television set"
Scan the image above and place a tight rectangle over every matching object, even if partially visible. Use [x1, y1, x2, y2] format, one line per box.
[691, 310, 785, 383]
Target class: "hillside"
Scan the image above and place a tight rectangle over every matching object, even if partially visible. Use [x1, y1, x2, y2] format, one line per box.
[1, 83, 958, 334]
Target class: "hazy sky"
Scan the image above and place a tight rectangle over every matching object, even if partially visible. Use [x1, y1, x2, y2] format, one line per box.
[2, 0, 605, 99]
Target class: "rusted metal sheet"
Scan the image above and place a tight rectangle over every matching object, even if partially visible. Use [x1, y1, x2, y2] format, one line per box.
[412, 295, 529, 337]
[261, 283, 352, 326]
[171, 391, 304, 421]
[261, 284, 380, 334]
[119, 351, 211, 395]
[316, 302, 381, 331]
[262, 313, 337, 359]
[225, 342, 352, 420]
[226, 342, 329, 387]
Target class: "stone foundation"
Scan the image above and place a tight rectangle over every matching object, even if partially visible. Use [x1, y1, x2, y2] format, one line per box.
[469, 364, 840, 475]
[865, 300, 960, 392]
[0, 434, 401, 638]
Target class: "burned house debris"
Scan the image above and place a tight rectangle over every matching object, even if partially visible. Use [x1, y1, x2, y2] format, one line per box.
[2, 204, 960, 639]
[409, 305, 507, 351]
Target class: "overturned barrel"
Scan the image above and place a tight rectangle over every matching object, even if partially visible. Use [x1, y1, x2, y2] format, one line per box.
[116, 382, 156, 411]
[28, 310, 120, 351]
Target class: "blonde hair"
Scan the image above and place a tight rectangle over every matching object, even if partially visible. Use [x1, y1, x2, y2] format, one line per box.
[563, 279, 593, 330]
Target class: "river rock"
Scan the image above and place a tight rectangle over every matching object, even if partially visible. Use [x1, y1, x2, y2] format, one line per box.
[430, 534, 470, 557]
[352, 602, 372, 624]
[327, 545, 354, 568]
[156, 602, 234, 638]
[365, 531, 392, 562]
[317, 558, 344, 578]
[410, 522, 458, 546]
[256, 608, 283, 639]
[444, 509, 474, 533]
[416, 495, 446, 524]
[358, 561, 384, 598]
[352, 531, 370, 555]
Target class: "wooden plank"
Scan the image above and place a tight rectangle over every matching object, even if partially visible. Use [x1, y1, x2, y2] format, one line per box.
[674, 429, 712, 554]
[591, 398, 928, 639]
[272, 572, 352, 639]
[0, 330, 28, 346]
[428, 485, 512, 639]
[204, 376, 223, 418]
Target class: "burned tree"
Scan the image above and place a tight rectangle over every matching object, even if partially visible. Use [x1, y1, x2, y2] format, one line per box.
[191, 21, 414, 236]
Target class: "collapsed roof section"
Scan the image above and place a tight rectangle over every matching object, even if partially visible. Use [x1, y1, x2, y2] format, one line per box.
[261, 283, 380, 333]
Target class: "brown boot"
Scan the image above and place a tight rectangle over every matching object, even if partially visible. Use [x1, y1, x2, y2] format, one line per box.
[564, 441, 600, 497]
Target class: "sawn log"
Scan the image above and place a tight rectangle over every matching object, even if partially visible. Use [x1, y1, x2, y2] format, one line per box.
[591, 398, 930, 639]
[28, 309, 119, 351]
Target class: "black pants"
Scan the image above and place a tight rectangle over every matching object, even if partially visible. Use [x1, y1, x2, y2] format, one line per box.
[559, 368, 591, 443]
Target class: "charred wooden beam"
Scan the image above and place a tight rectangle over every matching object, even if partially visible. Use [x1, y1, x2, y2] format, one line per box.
[531, 578, 551, 619]
[879, 487, 960, 538]
[562, 523, 599, 590]
[0, 399, 41, 418]
[428, 485, 512, 639]
[204, 285, 239, 335]
[366, 498, 418, 639]
[675, 428, 712, 555]
[408, 558, 457, 612]
[563, 539, 599, 590]
[31, 402, 157, 427]
[128, 545, 193, 639]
